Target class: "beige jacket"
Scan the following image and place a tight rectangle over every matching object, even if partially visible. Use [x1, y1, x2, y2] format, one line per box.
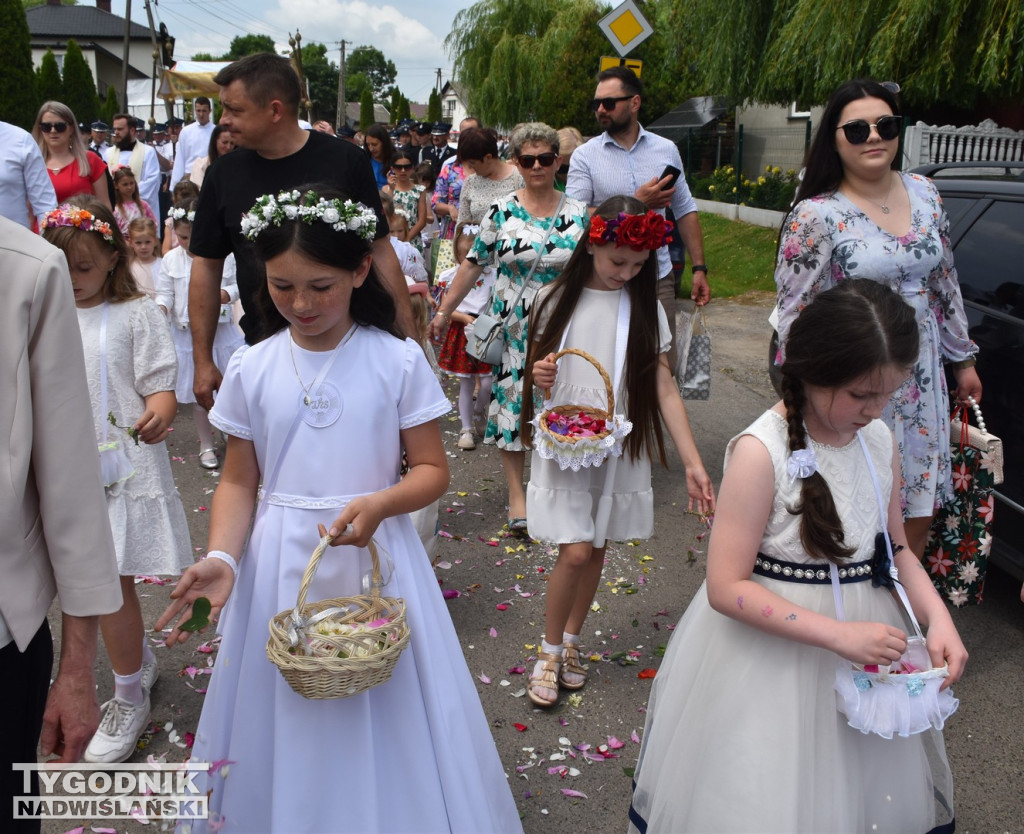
[0, 218, 122, 651]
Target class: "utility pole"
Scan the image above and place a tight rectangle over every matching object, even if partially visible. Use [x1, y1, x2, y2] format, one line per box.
[435, 67, 442, 92]
[120, 0, 132, 113]
[335, 40, 348, 130]
[142, 0, 160, 127]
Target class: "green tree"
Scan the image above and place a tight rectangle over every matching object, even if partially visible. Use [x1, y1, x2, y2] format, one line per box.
[389, 87, 403, 122]
[677, 0, 1024, 109]
[397, 95, 411, 123]
[191, 52, 217, 62]
[346, 72, 371, 103]
[300, 42, 340, 122]
[427, 88, 442, 123]
[1, 0, 38, 128]
[358, 87, 374, 131]
[61, 38, 98, 122]
[22, 0, 76, 6]
[346, 45, 396, 101]
[223, 34, 276, 60]
[36, 48, 63, 105]
[100, 85, 119, 124]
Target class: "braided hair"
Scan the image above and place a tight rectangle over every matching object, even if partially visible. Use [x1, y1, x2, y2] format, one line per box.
[780, 280, 918, 563]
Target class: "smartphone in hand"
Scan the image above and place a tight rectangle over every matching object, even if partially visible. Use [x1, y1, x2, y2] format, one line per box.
[659, 165, 681, 190]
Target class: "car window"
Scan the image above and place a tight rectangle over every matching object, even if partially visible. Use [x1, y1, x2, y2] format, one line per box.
[937, 195, 975, 227]
[953, 199, 1024, 313]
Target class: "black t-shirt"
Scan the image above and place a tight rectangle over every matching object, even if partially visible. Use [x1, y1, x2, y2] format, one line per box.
[190, 130, 387, 343]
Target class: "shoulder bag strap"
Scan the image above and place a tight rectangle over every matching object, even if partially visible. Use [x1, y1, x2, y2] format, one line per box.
[501, 191, 567, 321]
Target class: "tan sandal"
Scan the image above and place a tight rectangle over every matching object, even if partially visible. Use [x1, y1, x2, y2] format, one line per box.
[527, 651, 561, 707]
[559, 643, 588, 690]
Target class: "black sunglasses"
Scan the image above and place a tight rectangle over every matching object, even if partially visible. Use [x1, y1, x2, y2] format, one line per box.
[589, 95, 634, 112]
[836, 115, 901, 145]
[517, 152, 557, 168]
[40, 121, 69, 134]
[392, 163, 413, 170]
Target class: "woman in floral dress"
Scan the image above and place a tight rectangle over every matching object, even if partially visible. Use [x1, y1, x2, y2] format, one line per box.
[774, 79, 981, 561]
[431, 123, 588, 531]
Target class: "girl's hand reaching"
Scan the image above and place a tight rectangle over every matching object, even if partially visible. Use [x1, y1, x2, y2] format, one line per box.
[684, 464, 716, 515]
[923, 617, 969, 689]
[831, 620, 908, 667]
[533, 353, 558, 391]
[155, 558, 235, 645]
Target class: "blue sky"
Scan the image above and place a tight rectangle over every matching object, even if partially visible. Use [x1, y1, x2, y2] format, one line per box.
[109, 0, 473, 104]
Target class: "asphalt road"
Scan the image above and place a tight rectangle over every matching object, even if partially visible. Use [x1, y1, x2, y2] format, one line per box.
[41, 292, 1023, 834]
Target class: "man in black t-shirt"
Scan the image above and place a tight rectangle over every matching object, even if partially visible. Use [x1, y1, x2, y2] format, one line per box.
[188, 52, 412, 409]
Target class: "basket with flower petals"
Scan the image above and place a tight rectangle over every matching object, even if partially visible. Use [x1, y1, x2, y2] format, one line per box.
[267, 536, 410, 699]
[532, 348, 632, 472]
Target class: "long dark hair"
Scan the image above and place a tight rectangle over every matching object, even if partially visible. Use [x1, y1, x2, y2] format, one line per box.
[795, 79, 901, 204]
[522, 195, 665, 464]
[207, 124, 232, 162]
[364, 124, 393, 169]
[780, 280, 919, 563]
[250, 184, 399, 341]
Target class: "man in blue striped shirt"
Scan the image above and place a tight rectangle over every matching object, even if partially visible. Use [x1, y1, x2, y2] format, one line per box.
[567, 68, 710, 355]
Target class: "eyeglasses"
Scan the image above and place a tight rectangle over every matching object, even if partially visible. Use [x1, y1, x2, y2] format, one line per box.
[836, 115, 901, 145]
[517, 152, 557, 168]
[589, 95, 634, 112]
[39, 121, 69, 134]
[392, 163, 413, 171]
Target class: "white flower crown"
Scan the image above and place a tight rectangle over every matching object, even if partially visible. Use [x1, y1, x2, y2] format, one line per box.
[168, 206, 195, 222]
[240, 190, 378, 242]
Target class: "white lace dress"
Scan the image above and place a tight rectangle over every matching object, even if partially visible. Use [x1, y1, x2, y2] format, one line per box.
[76, 299, 193, 575]
[628, 412, 955, 833]
[526, 287, 670, 543]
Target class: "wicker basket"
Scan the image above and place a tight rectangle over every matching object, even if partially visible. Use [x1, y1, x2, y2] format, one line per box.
[266, 536, 411, 699]
[533, 348, 632, 471]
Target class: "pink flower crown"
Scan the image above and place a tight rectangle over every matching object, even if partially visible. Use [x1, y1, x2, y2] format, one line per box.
[40, 205, 116, 246]
[588, 210, 672, 251]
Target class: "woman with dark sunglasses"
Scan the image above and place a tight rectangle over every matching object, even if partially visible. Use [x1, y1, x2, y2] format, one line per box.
[430, 122, 588, 532]
[383, 149, 428, 250]
[32, 101, 111, 209]
[774, 79, 981, 564]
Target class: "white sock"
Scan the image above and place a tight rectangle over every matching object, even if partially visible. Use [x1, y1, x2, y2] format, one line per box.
[563, 632, 580, 647]
[141, 637, 156, 667]
[541, 639, 562, 657]
[113, 668, 145, 706]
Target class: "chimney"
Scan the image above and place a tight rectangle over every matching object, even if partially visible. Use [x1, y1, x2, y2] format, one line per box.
[96, 0, 112, 12]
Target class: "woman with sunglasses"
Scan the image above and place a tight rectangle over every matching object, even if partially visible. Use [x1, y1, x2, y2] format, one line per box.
[384, 150, 428, 250]
[774, 79, 981, 563]
[33, 101, 111, 209]
[430, 122, 588, 533]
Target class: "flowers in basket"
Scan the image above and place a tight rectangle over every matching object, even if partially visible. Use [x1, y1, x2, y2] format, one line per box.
[544, 411, 610, 438]
[290, 617, 401, 659]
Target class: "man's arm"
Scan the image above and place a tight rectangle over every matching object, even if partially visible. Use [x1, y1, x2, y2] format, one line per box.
[676, 211, 710, 306]
[39, 613, 101, 762]
[372, 237, 416, 338]
[188, 255, 227, 410]
[23, 138, 57, 224]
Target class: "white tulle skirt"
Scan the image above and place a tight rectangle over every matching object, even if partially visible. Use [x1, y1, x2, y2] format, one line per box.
[628, 575, 955, 834]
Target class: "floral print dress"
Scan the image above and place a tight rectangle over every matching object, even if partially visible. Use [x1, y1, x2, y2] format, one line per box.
[468, 193, 588, 451]
[774, 172, 977, 517]
[392, 185, 425, 251]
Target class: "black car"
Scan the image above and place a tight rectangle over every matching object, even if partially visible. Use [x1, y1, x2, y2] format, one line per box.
[768, 162, 1024, 582]
[917, 162, 1024, 582]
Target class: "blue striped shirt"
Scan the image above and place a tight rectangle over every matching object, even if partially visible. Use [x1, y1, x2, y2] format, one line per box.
[566, 125, 696, 278]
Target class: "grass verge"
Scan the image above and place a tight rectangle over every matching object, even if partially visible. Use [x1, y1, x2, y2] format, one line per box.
[676, 212, 780, 300]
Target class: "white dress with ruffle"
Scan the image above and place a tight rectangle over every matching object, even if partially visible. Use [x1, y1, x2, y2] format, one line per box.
[76, 298, 193, 575]
[627, 412, 955, 833]
[526, 287, 670, 544]
[189, 326, 523, 833]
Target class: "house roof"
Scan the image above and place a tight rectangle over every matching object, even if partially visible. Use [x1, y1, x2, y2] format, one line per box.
[440, 80, 468, 104]
[27, 5, 151, 40]
[646, 96, 730, 143]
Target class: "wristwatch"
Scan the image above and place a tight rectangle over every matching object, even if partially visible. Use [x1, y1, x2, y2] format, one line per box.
[691, 264, 708, 274]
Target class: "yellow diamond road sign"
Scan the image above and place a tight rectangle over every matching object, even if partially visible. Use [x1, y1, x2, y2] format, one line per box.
[598, 0, 654, 58]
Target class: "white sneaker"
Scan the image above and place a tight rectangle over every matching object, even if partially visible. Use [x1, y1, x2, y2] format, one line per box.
[141, 658, 160, 694]
[457, 429, 476, 450]
[83, 696, 151, 764]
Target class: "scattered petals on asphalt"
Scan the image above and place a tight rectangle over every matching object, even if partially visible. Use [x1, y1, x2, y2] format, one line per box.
[561, 789, 588, 799]
[631, 729, 641, 744]
[513, 723, 528, 732]
[496, 603, 510, 610]
[638, 668, 657, 679]
[478, 672, 492, 684]
[508, 665, 526, 674]
[606, 735, 625, 749]
[489, 627, 498, 637]
[442, 589, 461, 599]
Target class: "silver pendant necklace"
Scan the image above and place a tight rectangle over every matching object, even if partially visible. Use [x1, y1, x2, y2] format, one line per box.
[289, 325, 357, 406]
[869, 173, 896, 215]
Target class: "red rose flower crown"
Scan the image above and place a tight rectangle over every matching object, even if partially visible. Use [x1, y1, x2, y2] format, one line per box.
[588, 210, 672, 251]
